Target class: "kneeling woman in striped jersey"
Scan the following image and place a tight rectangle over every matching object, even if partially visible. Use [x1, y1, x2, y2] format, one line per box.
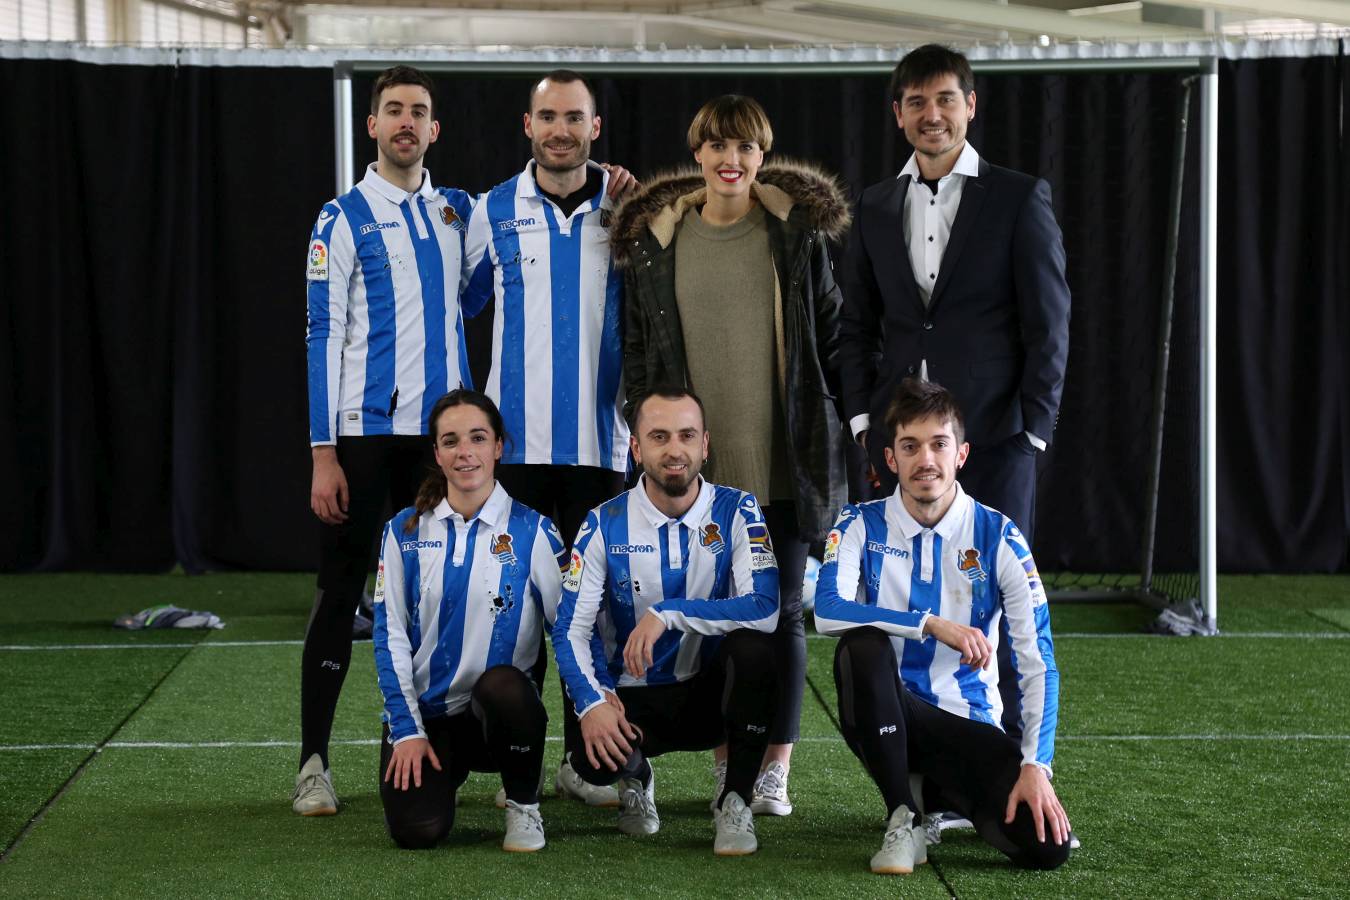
[373, 389, 568, 852]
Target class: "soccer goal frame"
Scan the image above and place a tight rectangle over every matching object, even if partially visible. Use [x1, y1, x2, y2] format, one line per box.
[329, 44, 1220, 633]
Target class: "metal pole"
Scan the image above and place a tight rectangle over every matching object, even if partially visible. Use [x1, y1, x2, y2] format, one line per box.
[333, 64, 354, 197]
[1140, 76, 1193, 595]
[1198, 59, 1219, 630]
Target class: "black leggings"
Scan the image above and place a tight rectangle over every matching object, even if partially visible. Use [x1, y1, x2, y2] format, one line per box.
[301, 435, 433, 770]
[834, 628, 1068, 870]
[567, 630, 776, 806]
[763, 502, 807, 745]
[379, 666, 548, 850]
[496, 462, 627, 758]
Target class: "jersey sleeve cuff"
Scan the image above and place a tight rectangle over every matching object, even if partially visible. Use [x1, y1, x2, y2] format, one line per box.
[576, 696, 607, 720]
[1023, 759, 1054, 779]
[850, 413, 871, 442]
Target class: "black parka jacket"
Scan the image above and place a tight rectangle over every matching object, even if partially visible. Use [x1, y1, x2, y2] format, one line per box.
[610, 160, 851, 541]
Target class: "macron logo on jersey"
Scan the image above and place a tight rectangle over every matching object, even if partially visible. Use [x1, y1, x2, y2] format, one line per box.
[609, 543, 656, 555]
[401, 539, 444, 551]
[867, 540, 911, 560]
[497, 217, 538, 232]
[359, 221, 401, 235]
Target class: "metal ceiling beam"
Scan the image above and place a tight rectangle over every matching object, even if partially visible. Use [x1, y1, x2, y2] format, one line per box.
[1145, 0, 1350, 26]
[788, 0, 1207, 38]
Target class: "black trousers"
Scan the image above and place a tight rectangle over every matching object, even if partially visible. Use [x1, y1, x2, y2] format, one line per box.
[567, 630, 776, 806]
[497, 462, 627, 761]
[763, 501, 807, 746]
[301, 434, 433, 768]
[869, 431, 1036, 738]
[833, 628, 1068, 870]
[379, 666, 548, 850]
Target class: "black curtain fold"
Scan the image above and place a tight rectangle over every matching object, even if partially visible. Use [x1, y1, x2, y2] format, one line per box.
[0, 57, 1345, 573]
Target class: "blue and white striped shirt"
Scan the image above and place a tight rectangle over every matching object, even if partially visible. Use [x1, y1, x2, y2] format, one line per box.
[306, 164, 475, 445]
[813, 484, 1060, 770]
[553, 477, 780, 718]
[461, 160, 628, 472]
[373, 483, 566, 744]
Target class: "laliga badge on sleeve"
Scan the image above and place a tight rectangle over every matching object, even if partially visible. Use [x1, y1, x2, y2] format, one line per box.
[306, 239, 329, 281]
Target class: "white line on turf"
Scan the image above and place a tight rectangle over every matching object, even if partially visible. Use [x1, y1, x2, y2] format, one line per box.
[2, 631, 1346, 652]
[5, 734, 1350, 752]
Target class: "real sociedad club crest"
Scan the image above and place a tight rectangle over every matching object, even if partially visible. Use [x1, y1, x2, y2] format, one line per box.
[700, 523, 725, 555]
[492, 533, 518, 568]
[958, 548, 989, 583]
[440, 205, 463, 230]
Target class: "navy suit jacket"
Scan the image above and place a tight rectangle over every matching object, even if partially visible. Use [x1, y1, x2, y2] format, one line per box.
[839, 159, 1071, 448]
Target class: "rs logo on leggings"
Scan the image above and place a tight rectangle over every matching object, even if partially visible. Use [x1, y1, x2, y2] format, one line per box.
[879, 724, 897, 735]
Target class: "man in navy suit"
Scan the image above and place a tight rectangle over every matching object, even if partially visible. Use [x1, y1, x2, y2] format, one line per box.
[840, 43, 1070, 549]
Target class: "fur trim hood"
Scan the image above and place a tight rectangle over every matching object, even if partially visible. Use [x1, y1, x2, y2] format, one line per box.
[610, 158, 851, 267]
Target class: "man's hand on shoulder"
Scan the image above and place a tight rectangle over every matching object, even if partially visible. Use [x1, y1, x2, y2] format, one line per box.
[600, 163, 639, 197]
[1005, 764, 1070, 845]
[579, 692, 639, 772]
[310, 446, 349, 525]
[622, 611, 666, 678]
[922, 615, 993, 670]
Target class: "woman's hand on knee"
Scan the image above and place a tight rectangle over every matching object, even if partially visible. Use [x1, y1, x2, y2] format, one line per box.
[384, 737, 442, 791]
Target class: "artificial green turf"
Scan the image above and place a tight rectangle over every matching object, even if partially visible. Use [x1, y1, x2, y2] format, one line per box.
[2, 572, 1349, 897]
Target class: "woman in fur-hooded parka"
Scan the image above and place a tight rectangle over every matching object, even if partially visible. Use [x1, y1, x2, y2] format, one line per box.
[610, 159, 850, 542]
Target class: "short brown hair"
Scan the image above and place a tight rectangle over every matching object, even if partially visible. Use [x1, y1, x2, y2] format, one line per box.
[883, 378, 966, 445]
[686, 95, 774, 153]
[528, 69, 597, 114]
[371, 65, 437, 116]
[629, 385, 707, 432]
[890, 44, 975, 104]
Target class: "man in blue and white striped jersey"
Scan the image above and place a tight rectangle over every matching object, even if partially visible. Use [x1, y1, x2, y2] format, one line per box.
[815, 378, 1070, 875]
[552, 387, 780, 856]
[461, 70, 631, 544]
[462, 68, 637, 807]
[297, 65, 475, 817]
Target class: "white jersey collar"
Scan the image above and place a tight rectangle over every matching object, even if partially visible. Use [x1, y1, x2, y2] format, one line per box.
[517, 159, 614, 211]
[361, 162, 438, 205]
[890, 481, 971, 542]
[632, 474, 715, 529]
[433, 481, 512, 530]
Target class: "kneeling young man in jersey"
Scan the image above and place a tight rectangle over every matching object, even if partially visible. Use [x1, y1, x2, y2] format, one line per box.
[552, 386, 780, 855]
[815, 378, 1070, 874]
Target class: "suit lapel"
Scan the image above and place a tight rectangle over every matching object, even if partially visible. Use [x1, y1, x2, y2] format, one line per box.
[929, 159, 988, 310]
[879, 175, 924, 313]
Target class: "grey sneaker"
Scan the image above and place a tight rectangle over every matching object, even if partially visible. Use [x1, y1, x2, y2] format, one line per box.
[616, 774, 659, 836]
[922, 810, 973, 845]
[502, 800, 546, 852]
[750, 761, 793, 816]
[871, 805, 923, 875]
[708, 759, 727, 812]
[292, 753, 337, 816]
[497, 756, 550, 809]
[557, 757, 620, 808]
[713, 791, 758, 856]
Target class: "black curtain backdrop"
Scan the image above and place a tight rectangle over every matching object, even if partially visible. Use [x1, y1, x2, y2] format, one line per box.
[0, 57, 1345, 574]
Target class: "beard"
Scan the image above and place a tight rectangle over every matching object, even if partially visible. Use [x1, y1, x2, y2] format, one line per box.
[532, 135, 590, 174]
[645, 456, 701, 498]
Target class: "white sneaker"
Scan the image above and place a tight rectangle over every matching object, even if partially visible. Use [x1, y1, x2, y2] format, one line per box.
[616, 773, 659, 835]
[708, 759, 727, 812]
[556, 757, 620, 808]
[712, 791, 758, 856]
[871, 805, 924, 875]
[502, 800, 546, 852]
[750, 761, 793, 816]
[497, 757, 551, 809]
[292, 753, 337, 816]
